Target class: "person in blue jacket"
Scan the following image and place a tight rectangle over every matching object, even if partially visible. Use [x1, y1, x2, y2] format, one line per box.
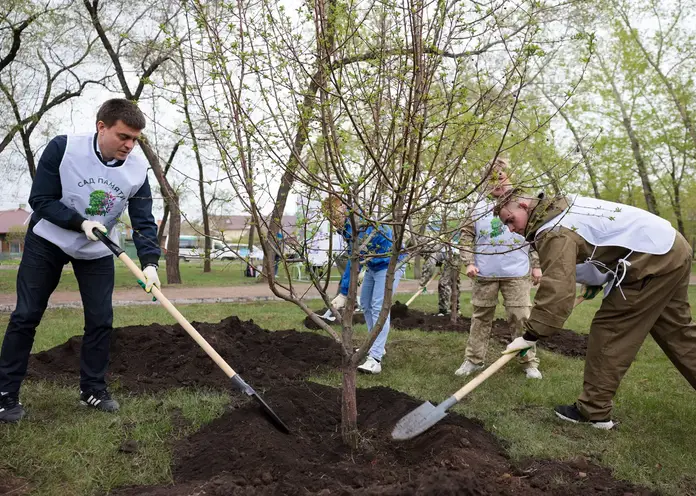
[323, 196, 405, 374]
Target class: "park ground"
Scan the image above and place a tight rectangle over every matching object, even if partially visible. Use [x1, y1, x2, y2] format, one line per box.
[0, 261, 695, 495]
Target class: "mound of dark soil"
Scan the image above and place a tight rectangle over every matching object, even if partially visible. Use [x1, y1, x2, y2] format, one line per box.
[391, 304, 588, 358]
[303, 302, 588, 357]
[28, 316, 341, 393]
[114, 381, 652, 495]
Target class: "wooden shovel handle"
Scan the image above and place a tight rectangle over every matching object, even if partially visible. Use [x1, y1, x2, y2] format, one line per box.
[406, 267, 440, 307]
[452, 353, 517, 402]
[115, 253, 239, 379]
[450, 295, 586, 403]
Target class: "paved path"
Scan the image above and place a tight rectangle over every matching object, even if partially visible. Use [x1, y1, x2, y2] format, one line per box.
[0, 279, 432, 312]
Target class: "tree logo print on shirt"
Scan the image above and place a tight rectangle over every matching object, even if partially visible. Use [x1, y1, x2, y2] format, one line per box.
[85, 190, 116, 216]
[490, 217, 504, 238]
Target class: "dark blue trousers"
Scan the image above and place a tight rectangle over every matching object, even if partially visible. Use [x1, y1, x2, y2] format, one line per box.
[0, 229, 114, 393]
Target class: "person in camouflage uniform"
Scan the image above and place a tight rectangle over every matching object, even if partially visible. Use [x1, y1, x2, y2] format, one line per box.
[497, 189, 696, 429]
[419, 244, 461, 316]
[456, 158, 543, 380]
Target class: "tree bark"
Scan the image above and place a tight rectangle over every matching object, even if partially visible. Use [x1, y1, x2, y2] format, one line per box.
[139, 138, 182, 284]
[84, 0, 183, 283]
[598, 56, 660, 215]
[19, 130, 36, 179]
[540, 87, 600, 198]
[181, 72, 211, 272]
[618, 8, 696, 152]
[673, 180, 685, 236]
[157, 205, 169, 247]
[341, 350, 359, 448]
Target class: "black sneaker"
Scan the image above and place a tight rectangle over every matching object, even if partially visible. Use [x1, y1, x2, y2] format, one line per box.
[554, 404, 615, 430]
[0, 392, 26, 423]
[80, 389, 120, 413]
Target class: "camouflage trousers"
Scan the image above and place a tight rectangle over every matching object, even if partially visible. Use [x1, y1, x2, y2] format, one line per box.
[420, 254, 461, 314]
[464, 277, 539, 369]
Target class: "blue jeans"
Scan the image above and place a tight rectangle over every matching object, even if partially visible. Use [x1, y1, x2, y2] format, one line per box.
[360, 265, 404, 360]
[0, 229, 115, 393]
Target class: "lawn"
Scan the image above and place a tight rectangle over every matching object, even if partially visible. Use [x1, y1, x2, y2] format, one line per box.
[0, 260, 419, 293]
[0, 291, 695, 495]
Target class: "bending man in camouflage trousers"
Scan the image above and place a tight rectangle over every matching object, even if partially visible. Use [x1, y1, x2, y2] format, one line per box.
[419, 246, 461, 316]
[456, 158, 543, 380]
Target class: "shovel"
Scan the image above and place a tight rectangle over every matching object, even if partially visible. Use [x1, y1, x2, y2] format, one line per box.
[393, 294, 589, 441]
[95, 229, 290, 434]
[405, 268, 440, 307]
[392, 351, 518, 440]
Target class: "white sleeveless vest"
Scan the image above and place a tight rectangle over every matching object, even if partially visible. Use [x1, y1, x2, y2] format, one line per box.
[473, 200, 530, 278]
[535, 195, 676, 296]
[33, 134, 149, 259]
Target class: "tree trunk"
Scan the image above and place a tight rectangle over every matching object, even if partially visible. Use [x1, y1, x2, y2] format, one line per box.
[139, 137, 182, 284]
[166, 203, 182, 284]
[673, 181, 685, 236]
[341, 356, 359, 448]
[19, 130, 36, 179]
[619, 10, 696, 152]
[157, 205, 169, 247]
[599, 56, 660, 215]
[559, 108, 600, 199]
[622, 114, 659, 215]
[540, 87, 600, 198]
[180, 54, 211, 273]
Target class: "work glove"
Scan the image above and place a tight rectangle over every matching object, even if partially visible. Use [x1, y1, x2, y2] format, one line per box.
[331, 293, 347, 311]
[81, 220, 107, 241]
[502, 335, 537, 356]
[580, 285, 602, 300]
[358, 269, 366, 286]
[142, 265, 161, 293]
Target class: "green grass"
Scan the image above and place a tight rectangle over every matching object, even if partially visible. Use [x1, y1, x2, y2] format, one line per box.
[0, 259, 410, 293]
[1, 292, 696, 495]
[0, 260, 271, 293]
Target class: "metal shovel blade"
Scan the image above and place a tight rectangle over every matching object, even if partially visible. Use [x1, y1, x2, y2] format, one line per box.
[231, 374, 290, 434]
[391, 400, 449, 441]
[251, 392, 291, 434]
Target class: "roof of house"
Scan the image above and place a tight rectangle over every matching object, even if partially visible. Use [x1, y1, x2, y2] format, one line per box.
[0, 209, 31, 234]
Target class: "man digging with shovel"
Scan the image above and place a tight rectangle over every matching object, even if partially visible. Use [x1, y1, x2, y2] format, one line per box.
[0, 99, 161, 423]
[495, 189, 696, 429]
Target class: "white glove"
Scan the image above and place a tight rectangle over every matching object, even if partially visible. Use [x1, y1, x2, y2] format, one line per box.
[81, 220, 107, 241]
[358, 269, 366, 286]
[503, 336, 537, 355]
[142, 265, 161, 292]
[331, 293, 347, 311]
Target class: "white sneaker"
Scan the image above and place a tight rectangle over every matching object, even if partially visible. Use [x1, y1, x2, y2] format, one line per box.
[525, 367, 543, 380]
[357, 356, 382, 374]
[454, 360, 484, 377]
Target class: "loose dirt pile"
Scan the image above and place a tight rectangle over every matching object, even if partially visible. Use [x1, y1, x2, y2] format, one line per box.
[28, 316, 341, 392]
[304, 302, 588, 357]
[114, 381, 652, 496]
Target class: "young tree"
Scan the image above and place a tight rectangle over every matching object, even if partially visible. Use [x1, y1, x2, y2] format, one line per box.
[187, 0, 589, 446]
